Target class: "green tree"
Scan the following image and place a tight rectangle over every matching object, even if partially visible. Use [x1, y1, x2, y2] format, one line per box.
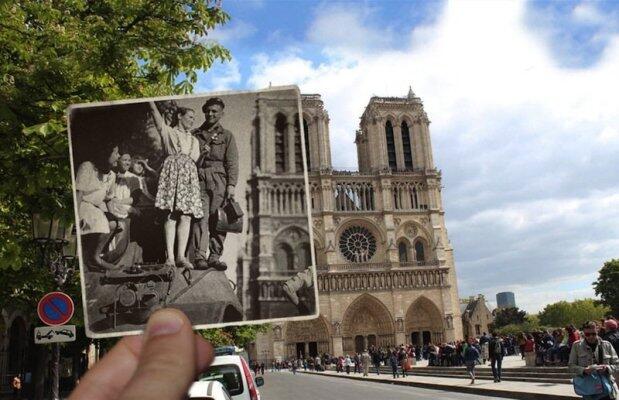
[0, 3, 234, 395]
[493, 307, 527, 328]
[538, 299, 609, 327]
[1, 0, 230, 271]
[593, 259, 619, 317]
[200, 324, 270, 349]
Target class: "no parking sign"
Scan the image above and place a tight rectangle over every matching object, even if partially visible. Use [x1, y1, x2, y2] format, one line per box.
[37, 292, 74, 326]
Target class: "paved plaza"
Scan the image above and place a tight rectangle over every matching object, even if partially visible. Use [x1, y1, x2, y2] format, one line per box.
[259, 370, 514, 400]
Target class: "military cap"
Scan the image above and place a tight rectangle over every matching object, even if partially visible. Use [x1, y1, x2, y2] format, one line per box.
[202, 97, 225, 112]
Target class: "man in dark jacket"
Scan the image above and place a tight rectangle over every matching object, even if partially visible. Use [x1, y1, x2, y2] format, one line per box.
[489, 332, 505, 382]
[190, 97, 238, 271]
[389, 350, 399, 379]
[604, 319, 619, 356]
[371, 348, 381, 375]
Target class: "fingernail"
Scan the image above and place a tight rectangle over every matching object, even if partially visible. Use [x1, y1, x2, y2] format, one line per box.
[145, 309, 184, 338]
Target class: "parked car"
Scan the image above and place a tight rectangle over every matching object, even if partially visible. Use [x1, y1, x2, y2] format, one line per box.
[188, 380, 233, 400]
[189, 348, 264, 400]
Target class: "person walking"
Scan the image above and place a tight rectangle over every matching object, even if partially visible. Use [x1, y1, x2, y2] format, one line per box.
[372, 348, 381, 375]
[489, 332, 505, 382]
[389, 350, 399, 379]
[344, 355, 352, 374]
[354, 353, 361, 374]
[569, 321, 619, 400]
[464, 337, 481, 385]
[361, 349, 371, 377]
[291, 359, 297, 375]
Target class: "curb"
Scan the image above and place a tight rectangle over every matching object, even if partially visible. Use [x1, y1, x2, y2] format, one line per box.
[298, 371, 578, 400]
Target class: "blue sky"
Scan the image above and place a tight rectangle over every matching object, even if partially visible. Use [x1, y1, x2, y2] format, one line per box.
[197, 0, 619, 313]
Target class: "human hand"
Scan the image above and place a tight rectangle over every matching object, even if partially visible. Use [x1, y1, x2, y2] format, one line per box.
[583, 366, 595, 375]
[69, 308, 213, 400]
[597, 365, 609, 373]
[226, 185, 235, 200]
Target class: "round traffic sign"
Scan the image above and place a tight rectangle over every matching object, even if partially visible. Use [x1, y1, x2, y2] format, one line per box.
[37, 292, 74, 326]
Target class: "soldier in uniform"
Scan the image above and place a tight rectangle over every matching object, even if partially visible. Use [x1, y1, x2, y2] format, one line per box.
[190, 97, 238, 270]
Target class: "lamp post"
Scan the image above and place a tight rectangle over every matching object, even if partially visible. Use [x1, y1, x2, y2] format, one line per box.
[31, 213, 76, 400]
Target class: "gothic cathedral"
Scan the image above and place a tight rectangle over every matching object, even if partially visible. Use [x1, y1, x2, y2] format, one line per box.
[244, 88, 462, 360]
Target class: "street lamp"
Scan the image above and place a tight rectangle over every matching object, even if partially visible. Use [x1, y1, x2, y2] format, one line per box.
[31, 213, 77, 400]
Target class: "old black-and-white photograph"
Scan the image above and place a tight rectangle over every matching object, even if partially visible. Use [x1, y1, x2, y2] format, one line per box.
[68, 86, 318, 338]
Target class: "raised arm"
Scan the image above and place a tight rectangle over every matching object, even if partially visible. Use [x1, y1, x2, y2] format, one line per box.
[148, 101, 164, 132]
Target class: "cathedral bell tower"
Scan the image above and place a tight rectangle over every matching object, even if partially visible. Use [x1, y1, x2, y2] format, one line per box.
[356, 87, 434, 173]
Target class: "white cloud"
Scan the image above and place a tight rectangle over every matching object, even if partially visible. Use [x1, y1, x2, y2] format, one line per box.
[205, 20, 256, 45]
[196, 59, 242, 92]
[573, 2, 605, 25]
[244, 0, 619, 311]
[307, 3, 394, 53]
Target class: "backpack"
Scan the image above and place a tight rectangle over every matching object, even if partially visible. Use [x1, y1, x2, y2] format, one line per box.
[493, 339, 503, 356]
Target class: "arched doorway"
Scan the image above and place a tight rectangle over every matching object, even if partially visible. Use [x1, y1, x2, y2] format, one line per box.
[341, 294, 395, 354]
[284, 316, 330, 358]
[405, 297, 444, 345]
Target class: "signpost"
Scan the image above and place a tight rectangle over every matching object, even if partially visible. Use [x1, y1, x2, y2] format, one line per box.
[34, 325, 76, 344]
[37, 291, 74, 326]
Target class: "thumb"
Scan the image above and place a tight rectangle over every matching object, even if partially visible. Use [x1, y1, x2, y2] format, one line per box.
[119, 308, 198, 400]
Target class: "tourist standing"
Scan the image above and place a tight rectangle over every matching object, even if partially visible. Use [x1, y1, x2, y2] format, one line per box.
[568, 321, 619, 400]
[361, 349, 371, 377]
[354, 353, 361, 374]
[489, 332, 505, 382]
[524, 334, 536, 367]
[603, 320, 619, 356]
[480, 332, 490, 365]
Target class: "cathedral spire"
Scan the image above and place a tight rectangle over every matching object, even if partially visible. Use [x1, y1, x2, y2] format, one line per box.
[407, 85, 415, 100]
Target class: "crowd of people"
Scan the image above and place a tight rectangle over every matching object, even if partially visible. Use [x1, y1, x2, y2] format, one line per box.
[267, 317, 619, 396]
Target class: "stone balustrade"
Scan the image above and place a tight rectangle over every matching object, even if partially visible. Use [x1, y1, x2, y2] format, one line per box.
[316, 267, 449, 293]
[254, 173, 433, 215]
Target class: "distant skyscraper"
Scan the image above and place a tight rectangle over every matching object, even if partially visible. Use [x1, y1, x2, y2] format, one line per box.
[496, 292, 516, 309]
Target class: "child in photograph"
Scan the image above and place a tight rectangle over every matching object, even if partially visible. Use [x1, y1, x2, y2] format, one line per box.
[107, 152, 141, 220]
[148, 101, 202, 270]
[130, 157, 156, 205]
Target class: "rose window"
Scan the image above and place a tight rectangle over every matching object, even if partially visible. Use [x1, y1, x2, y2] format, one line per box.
[339, 226, 377, 263]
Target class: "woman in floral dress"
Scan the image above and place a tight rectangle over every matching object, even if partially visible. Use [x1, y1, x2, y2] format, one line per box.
[148, 101, 202, 270]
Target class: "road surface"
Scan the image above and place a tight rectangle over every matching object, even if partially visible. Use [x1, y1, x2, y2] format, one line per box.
[258, 371, 512, 400]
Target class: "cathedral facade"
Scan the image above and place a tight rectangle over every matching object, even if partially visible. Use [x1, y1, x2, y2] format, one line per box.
[242, 89, 463, 361]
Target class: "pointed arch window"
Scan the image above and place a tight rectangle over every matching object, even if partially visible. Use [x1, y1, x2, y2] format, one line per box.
[414, 240, 425, 263]
[275, 113, 287, 173]
[398, 241, 409, 262]
[401, 121, 413, 169]
[303, 118, 311, 171]
[293, 115, 310, 172]
[275, 243, 294, 271]
[298, 242, 312, 269]
[385, 120, 397, 170]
